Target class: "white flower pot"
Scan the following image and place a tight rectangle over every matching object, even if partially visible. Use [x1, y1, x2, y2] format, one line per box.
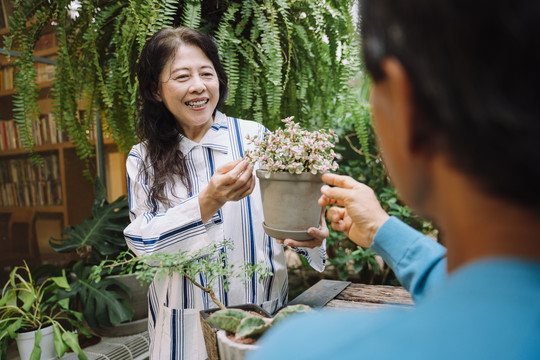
[256, 169, 323, 240]
[216, 330, 258, 360]
[16, 325, 57, 360]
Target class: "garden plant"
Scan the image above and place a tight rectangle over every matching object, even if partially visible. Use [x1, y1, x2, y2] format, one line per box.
[0, 262, 89, 360]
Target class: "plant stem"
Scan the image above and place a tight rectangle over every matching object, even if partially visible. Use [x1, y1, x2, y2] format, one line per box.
[184, 273, 227, 310]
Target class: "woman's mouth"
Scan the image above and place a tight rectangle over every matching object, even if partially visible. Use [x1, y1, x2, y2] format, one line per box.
[185, 99, 209, 109]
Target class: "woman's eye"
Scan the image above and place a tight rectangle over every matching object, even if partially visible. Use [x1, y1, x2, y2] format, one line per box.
[202, 73, 214, 77]
[175, 75, 189, 80]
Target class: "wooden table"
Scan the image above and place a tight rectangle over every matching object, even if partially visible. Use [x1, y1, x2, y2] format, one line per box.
[289, 279, 414, 311]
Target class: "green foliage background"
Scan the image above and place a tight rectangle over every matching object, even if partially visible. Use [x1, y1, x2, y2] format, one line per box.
[5, 0, 434, 285]
[5, 0, 361, 156]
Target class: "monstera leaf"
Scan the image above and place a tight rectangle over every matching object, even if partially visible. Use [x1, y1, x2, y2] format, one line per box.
[58, 261, 133, 329]
[49, 178, 130, 258]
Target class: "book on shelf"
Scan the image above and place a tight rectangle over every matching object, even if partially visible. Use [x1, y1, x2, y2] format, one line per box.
[35, 60, 56, 83]
[0, 153, 62, 208]
[0, 66, 15, 92]
[0, 58, 55, 93]
[0, 114, 71, 150]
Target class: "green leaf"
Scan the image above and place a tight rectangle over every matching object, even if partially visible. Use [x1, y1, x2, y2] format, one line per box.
[49, 275, 70, 290]
[206, 309, 251, 333]
[19, 291, 35, 312]
[29, 329, 42, 360]
[236, 316, 269, 338]
[53, 324, 69, 358]
[62, 331, 88, 360]
[6, 318, 23, 339]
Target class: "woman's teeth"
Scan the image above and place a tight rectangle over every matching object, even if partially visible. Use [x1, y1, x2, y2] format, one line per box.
[186, 99, 209, 108]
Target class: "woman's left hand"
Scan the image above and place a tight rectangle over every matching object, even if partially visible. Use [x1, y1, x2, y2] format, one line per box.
[277, 209, 329, 249]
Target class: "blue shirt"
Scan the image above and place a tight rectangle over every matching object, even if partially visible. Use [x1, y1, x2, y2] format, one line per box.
[248, 217, 540, 359]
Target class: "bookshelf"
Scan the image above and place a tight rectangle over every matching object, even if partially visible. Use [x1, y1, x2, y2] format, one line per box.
[0, 1, 128, 277]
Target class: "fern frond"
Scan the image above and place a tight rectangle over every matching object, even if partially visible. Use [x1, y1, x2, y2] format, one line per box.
[181, 0, 202, 29]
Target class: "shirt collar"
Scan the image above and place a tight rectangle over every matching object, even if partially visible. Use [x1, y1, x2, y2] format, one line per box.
[178, 111, 229, 154]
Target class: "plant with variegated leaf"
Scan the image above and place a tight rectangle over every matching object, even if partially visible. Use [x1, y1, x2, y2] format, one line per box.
[206, 304, 313, 343]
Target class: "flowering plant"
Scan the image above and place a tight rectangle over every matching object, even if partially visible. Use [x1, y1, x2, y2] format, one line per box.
[245, 117, 339, 174]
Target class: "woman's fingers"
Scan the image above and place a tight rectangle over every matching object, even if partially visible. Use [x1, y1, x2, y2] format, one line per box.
[232, 173, 256, 200]
[216, 158, 243, 174]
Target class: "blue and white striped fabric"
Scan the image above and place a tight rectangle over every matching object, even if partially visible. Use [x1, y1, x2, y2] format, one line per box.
[124, 111, 326, 360]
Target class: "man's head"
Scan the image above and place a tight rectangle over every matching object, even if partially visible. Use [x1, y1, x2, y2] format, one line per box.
[361, 0, 540, 211]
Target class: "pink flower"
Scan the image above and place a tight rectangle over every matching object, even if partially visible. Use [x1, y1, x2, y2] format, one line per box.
[244, 117, 340, 175]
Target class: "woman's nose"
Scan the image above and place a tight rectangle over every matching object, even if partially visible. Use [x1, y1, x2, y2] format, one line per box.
[189, 75, 205, 92]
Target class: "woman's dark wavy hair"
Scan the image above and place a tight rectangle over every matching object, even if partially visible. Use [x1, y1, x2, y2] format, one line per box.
[136, 27, 228, 206]
[360, 0, 540, 210]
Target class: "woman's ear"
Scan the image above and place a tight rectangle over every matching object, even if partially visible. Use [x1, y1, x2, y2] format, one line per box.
[152, 83, 163, 102]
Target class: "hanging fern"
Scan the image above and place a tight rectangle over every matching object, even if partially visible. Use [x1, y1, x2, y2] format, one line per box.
[181, 0, 202, 29]
[7, 0, 364, 160]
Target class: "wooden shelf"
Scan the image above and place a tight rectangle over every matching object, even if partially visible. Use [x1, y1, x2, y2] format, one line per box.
[0, 141, 76, 155]
[0, 81, 54, 97]
[0, 205, 65, 213]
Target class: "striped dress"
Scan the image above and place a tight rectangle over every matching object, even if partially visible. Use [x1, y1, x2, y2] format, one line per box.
[124, 111, 326, 359]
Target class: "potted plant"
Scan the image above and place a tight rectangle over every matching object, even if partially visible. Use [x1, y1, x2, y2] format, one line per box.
[91, 239, 274, 360]
[205, 304, 312, 360]
[245, 117, 339, 240]
[0, 262, 90, 360]
[48, 178, 148, 337]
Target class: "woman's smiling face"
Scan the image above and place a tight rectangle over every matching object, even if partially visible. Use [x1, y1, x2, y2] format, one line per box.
[156, 44, 220, 141]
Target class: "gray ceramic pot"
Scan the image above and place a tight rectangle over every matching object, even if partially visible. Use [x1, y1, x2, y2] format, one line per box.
[256, 169, 323, 241]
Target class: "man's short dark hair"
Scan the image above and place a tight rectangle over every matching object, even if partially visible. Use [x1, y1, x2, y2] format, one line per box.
[360, 0, 540, 210]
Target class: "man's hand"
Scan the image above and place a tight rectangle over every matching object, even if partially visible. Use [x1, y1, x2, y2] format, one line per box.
[318, 173, 389, 248]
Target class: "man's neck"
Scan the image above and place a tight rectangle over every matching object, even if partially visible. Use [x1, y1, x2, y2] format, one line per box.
[428, 159, 540, 272]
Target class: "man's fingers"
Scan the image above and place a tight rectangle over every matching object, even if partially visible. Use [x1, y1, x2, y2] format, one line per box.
[320, 185, 352, 205]
[326, 206, 345, 222]
[321, 173, 359, 189]
[331, 219, 347, 232]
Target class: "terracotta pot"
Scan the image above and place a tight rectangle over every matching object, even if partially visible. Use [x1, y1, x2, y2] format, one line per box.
[16, 325, 56, 360]
[256, 169, 323, 241]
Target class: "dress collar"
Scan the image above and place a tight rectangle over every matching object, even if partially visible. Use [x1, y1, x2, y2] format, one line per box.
[178, 111, 229, 154]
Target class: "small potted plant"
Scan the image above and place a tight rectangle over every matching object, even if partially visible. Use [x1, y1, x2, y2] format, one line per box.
[0, 262, 90, 360]
[245, 117, 339, 240]
[205, 304, 313, 360]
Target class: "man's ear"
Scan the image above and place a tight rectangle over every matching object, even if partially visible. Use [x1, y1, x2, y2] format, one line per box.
[381, 58, 432, 155]
[379, 58, 420, 154]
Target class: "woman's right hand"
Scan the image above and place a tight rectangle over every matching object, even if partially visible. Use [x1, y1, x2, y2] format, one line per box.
[198, 159, 255, 223]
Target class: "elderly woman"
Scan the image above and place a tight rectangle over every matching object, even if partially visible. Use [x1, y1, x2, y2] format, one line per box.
[123, 27, 328, 359]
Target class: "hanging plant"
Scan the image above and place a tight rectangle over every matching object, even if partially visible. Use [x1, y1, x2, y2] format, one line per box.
[5, 0, 368, 160]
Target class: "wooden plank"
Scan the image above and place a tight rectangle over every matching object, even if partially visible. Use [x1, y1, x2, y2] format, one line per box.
[326, 298, 413, 311]
[335, 283, 414, 307]
[289, 279, 350, 308]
